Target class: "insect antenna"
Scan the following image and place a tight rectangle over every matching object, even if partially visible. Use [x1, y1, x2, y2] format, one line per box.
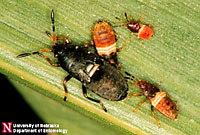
[124, 71, 135, 80]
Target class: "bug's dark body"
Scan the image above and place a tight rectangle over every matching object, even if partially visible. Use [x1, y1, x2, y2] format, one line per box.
[53, 44, 128, 101]
[86, 62, 128, 101]
[127, 22, 141, 33]
[17, 9, 129, 111]
[54, 45, 103, 84]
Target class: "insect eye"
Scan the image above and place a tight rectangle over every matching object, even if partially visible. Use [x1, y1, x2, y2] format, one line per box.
[166, 102, 170, 105]
[170, 106, 174, 110]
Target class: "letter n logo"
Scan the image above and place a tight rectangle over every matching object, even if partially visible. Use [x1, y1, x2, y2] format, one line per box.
[2, 122, 12, 133]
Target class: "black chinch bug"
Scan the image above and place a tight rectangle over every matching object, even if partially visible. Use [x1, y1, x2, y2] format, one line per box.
[17, 10, 129, 112]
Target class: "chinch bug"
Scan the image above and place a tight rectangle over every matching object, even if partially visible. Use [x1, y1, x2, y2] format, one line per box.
[126, 72, 178, 127]
[90, 21, 121, 68]
[116, 13, 154, 50]
[124, 13, 154, 40]
[17, 10, 129, 112]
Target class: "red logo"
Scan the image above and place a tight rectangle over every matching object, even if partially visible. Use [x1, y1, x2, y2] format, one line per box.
[2, 122, 12, 133]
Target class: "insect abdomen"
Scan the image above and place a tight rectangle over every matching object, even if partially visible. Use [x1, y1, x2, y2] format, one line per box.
[86, 62, 128, 101]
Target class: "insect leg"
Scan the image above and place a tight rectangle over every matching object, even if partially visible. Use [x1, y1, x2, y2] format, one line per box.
[139, 14, 144, 22]
[151, 105, 161, 128]
[57, 37, 71, 44]
[86, 26, 95, 47]
[117, 32, 133, 52]
[41, 56, 60, 67]
[63, 75, 72, 101]
[46, 31, 57, 43]
[88, 26, 93, 32]
[133, 98, 147, 112]
[114, 16, 126, 27]
[115, 32, 119, 41]
[127, 93, 143, 98]
[136, 37, 144, 44]
[82, 85, 107, 112]
[154, 81, 162, 88]
[34, 50, 60, 67]
[84, 42, 94, 47]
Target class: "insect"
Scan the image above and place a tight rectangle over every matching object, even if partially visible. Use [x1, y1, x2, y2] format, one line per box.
[124, 13, 154, 40]
[91, 21, 120, 68]
[116, 13, 154, 50]
[126, 72, 178, 127]
[17, 10, 129, 112]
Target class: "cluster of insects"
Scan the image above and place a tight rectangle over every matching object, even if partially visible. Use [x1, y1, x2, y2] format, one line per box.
[17, 10, 178, 128]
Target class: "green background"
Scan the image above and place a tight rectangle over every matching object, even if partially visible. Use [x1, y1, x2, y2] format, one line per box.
[0, 0, 199, 135]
